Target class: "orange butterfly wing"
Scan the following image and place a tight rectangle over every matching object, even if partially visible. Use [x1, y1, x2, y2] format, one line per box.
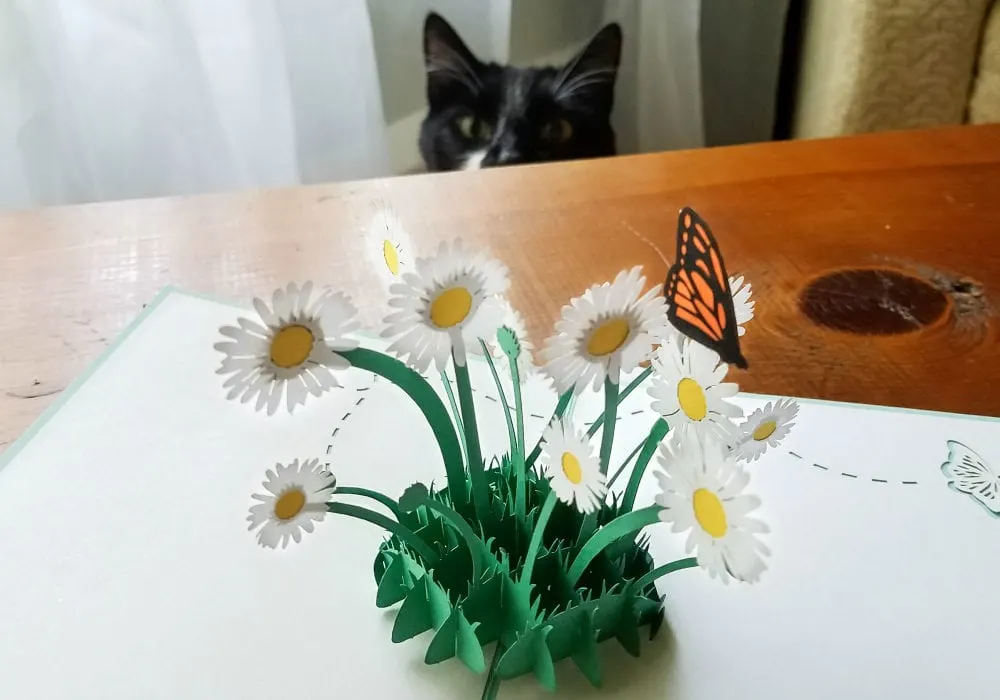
[664, 207, 748, 369]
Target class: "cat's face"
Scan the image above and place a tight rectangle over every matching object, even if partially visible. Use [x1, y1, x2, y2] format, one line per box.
[418, 13, 621, 172]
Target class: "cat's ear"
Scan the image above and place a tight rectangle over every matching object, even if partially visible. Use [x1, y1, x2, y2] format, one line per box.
[424, 12, 483, 104]
[553, 23, 622, 110]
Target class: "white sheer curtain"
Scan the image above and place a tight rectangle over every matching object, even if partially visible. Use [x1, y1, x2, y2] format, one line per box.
[0, 0, 391, 211]
[603, 0, 705, 154]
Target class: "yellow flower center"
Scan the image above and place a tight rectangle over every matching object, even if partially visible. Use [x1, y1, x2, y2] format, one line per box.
[692, 488, 728, 538]
[677, 378, 708, 421]
[752, 420, 778, 441]
[274, 488, 307, 521]
[429, 287, 473, 328]
[561, 452, 583, 484]
[382, 240, 400, 276]
[586, 318, 630, 356]
[269, 325, 315, 368]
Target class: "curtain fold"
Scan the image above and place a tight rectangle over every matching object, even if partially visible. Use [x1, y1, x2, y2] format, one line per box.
[604, 0, 706, 153]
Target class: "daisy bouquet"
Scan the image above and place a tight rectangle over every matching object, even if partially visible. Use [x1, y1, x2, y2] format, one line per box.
[215, 214, 798, 699]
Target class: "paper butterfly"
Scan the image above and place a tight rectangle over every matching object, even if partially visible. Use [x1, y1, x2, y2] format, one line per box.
[941, 440, 1000, 518]
[664, 207, 748, 369]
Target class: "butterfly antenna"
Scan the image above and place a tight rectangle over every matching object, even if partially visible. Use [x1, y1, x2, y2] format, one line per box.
[621, 220, 669, 266]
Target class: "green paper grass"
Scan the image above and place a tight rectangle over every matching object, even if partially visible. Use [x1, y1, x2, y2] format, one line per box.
[372, 453, 667, 690]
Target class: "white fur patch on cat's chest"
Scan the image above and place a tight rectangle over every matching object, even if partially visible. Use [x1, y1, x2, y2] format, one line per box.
[461, 149, 488, 170]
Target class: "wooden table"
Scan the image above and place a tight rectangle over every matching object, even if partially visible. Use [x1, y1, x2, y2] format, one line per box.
[3, 124, 1000, 451]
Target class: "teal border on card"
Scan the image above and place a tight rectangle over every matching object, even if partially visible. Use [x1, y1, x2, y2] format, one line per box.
[740, 390, 1000, 425]
[4, 285, 998, 475]
[0, 286, 180, 473]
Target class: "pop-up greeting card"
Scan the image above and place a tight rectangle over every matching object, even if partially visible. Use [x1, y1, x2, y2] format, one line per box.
[222, 209, 770, 699]
[0, 208, 997, 700]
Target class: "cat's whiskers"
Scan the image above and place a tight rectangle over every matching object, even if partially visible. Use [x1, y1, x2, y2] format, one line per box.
[551, 49, 588, 96]
[428, 42, 483, 91]
[426, 61, 481, 95]
[555, 68, 617, 102]
[420, 14, 620, 171]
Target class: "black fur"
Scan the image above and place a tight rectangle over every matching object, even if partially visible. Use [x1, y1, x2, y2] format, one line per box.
[419, 13, 621, 172]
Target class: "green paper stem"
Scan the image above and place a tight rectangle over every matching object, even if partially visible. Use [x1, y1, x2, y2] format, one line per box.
[633, 557, 699, 589]
[509, 356, 527, 522]
[481, 643, 506, 700]
[607, 436, 645, 489]
[621, 418, 670, 512]
[565, 392, 579, 419]
[597, 375, 620, 475]
[567, 505, 662, 585]
[519, 490, 558, 590]
[340, 348, 468, 506]
[334, 486, 403, 520]
[585, 365, 654, 438]
[479, 342, 516, 458]
[453, 352, 490, 523]
[327, 501, 437, 564]
[440, 370, 469, 469]
[525, 390, 574, 470]
[411, 493, 492, 583]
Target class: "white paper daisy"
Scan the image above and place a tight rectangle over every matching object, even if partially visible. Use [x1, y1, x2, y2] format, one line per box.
[542, 267, 670, 394]
[539, 420, 607, 513]
[215, 282, 361, 415]
[366, 207, 413, 284]
[729, 274, 754, 336]
[737, 398, 799, 462]
[247, 458, 337, 549]
[469, 296, 535, 383]
[654, 436, 769, 583]
[648, 335, 742, 445]
[382, 239, 510, 372]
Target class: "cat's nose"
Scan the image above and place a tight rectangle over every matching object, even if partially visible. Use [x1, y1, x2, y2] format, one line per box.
[481, 146, 525, 168]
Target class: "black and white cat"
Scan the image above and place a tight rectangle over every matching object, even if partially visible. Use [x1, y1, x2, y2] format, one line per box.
[418, 13, 622, 172]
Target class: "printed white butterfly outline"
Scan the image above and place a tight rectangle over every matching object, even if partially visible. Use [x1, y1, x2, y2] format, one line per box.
[941, 440, 1000, 519]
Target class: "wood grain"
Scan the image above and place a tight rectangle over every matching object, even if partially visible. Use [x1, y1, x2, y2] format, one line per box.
[3, 124, 1000, 451]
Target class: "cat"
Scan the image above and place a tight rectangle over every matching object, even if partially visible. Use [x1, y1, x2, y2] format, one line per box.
[418, 12, 622, 172]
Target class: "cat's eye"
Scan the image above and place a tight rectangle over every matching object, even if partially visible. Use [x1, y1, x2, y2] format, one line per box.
[541, 118, 573, 143]
[455, 115, 492, 141]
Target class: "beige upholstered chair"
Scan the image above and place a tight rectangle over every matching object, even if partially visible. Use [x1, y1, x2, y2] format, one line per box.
[793, 0, 1000, 138]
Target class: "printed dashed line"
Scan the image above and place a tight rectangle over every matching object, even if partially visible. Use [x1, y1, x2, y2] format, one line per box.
[325, 382, 376, 458]
[529, 413, 545, 419]
[630, 410, 644, 416]
[484, 395, 497, 403]
[783, 449, 919, 486]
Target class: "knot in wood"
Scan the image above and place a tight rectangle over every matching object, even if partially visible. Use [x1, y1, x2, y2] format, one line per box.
[799, 269, 948, 335]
